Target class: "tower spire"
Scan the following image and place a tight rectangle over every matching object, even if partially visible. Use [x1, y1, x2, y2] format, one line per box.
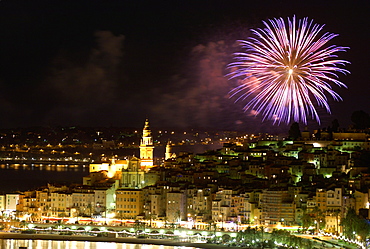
[140, 118, 154, 168]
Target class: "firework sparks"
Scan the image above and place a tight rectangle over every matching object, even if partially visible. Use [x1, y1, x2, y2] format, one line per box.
[228, 16, 350, 125]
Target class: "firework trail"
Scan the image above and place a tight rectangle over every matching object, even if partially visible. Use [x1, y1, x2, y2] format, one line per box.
[228, 16, 350, 124]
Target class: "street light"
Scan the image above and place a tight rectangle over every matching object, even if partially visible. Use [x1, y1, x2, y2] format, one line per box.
[149, 212, 152, 227]
[219, 213, 224, 231]
[187, 213, 191, 229]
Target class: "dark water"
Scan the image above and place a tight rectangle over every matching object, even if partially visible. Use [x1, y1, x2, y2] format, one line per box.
[0, 164, 88, 193]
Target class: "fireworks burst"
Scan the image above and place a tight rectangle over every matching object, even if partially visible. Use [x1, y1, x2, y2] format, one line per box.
[227, 16, 350, 125]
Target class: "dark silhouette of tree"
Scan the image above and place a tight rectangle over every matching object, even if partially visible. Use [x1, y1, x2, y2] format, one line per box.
[327, 126, 333, 140]
[301, 212, 313, 231]
[308, 206, 326, 232]
[331, 119, 339, 132]
[357, 218, 370, 242]
[315, 128, 321, 140]
[341, 208, 370, 241]
[351, 110, 370, 129]
[270, 229, 313, 248]
[359, 151, 370, 168]
[288, 122, 301, 140]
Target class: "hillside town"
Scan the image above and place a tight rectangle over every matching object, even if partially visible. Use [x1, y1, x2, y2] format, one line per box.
[0, 119, 370, 247]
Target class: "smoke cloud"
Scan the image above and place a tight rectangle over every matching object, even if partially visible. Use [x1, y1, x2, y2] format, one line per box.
[42, 31, 125, 126]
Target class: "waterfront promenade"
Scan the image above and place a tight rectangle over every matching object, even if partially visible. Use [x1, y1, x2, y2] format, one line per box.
[0, 230, 362, 249]
[0, 232, 241, 249]
[0, 221, 362, 249]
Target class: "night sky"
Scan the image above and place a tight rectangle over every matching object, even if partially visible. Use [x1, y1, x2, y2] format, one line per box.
[0, 0, 369, 133]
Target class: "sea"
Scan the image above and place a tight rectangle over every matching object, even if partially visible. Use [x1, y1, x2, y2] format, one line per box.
[0, 239, 194, 249]
[0, 163, 89, 193]
[0, 143, 222, 194]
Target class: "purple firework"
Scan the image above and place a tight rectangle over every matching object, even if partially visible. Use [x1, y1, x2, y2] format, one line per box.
[228, 16, 350, 125]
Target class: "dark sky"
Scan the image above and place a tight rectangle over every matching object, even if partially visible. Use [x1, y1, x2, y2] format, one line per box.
[0, 0, 369, 133]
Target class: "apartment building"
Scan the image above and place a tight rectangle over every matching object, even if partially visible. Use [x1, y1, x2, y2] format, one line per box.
[261, 189, 295, 225]
[6, 194, 20, 211]
[116, 189, 144, 219]
[71, 191, 95, 216]
[166, 190, 186, 222]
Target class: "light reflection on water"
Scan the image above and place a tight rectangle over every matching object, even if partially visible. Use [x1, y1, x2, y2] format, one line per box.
[1, 239, 192, 249]
[0, 164, 88, 193]
[0, 163, 88, 172]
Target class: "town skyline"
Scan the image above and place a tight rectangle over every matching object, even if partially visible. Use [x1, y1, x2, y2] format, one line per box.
[0, 118, 369, 248]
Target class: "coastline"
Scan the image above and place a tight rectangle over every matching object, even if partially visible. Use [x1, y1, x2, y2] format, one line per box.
[0, 233, 241, 249]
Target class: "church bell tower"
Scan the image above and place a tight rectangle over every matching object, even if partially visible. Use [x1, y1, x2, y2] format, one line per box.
[140, 119, 154, 168]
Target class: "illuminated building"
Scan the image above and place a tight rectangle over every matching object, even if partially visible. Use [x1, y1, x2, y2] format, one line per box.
[0, 195, 5, 211]
[353, 190, 368, 214]
[86, 119, 155, 189]
[49, 192, 73, 217]
[89, 159, 125, 179]
[148, 193, 162, 220]
[115, 189, 144, 219]
[166, 190, 186, 222]
[71, 190, 95, 216]
[323, 188, 343, 234]
[261, 189, 295, 226]
[142, 185, 169, 221]
[165, 140, 176, 160]
[140, 119, 154, 168]
[211, 188, 233, 225]
[6, 194, 20, 211]
[94, 188, 116, 216]
[17, 190, 41, 221]
[121, 156, 146, 189]
[188, 188, 212, 222]
[316, 188, 328, 212]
